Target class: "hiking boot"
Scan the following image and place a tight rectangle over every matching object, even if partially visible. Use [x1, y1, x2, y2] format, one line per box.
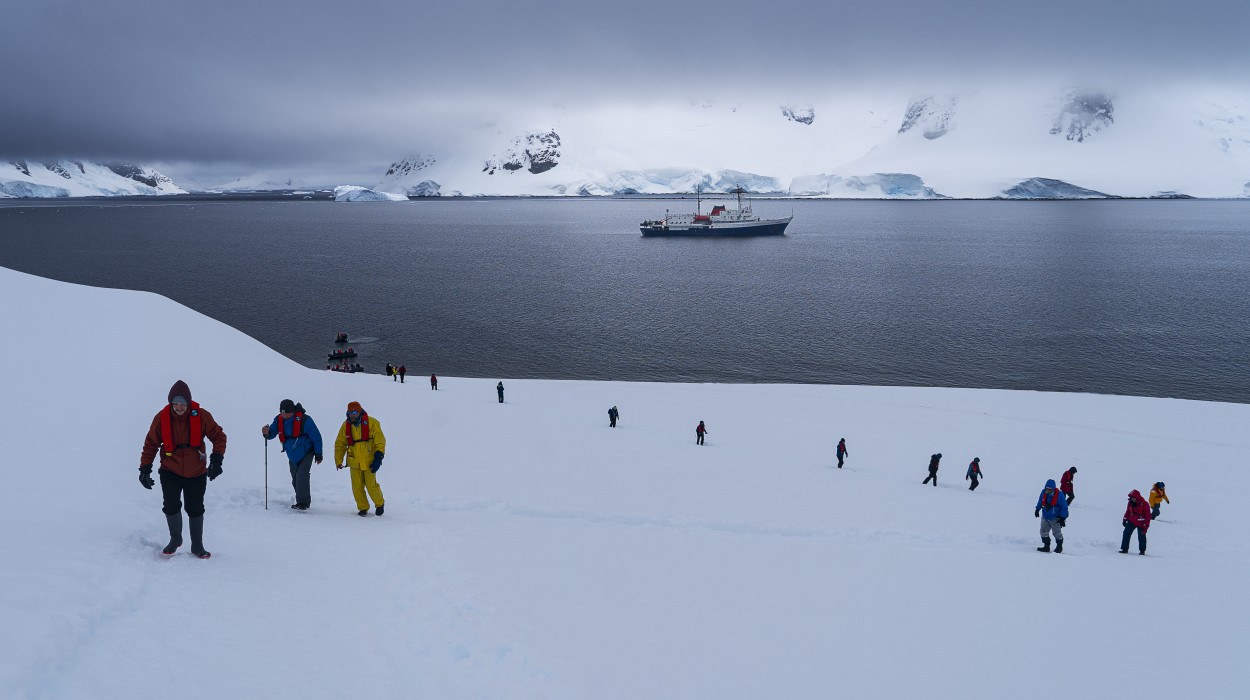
[1054, 540, 1063, 554]
[358, 510, 368, 517]
[375, 505, 385, 516]
[1119, 549, 1129, 554]
[1037, 538, 1051, 553]
[291, 503, 309, 511]
[162, 513, 183, 555]
[189, 516, 211, 559]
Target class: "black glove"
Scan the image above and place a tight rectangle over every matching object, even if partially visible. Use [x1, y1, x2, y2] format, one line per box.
[1034, 509, 1040, 518]
[139, 464, 155, 489]
[1123, 519, 1129, 527]
[370, 451, 384, 473]
[314, 454, 323, 465]
[1058, 517, 1067, 527]
[207, 452, 224, 481]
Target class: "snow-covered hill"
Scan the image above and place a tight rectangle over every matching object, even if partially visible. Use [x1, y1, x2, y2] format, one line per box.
[0, 159, 184, 197]
[2, 264, 1247, 699]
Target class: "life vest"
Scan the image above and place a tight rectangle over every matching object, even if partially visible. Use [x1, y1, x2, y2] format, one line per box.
[1040, 489, 1060, 508]
[160, 402, 203, 457]
[275, 411, 305, 440]
[344, 414, 371, 446]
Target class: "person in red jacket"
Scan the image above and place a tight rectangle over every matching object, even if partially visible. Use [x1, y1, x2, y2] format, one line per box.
[1120, 489, 1152, 555]
[430, 373, 438, 390]
[696, 420, 708, 446]
[139, 380, 228, 558]
[1060, 467, 1077, 505]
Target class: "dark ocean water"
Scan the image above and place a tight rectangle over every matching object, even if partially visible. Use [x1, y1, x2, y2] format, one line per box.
[1, 197, 1248, 403]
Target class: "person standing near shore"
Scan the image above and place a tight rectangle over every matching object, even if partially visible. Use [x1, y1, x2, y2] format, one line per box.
[696, 420, 708, 446]
[836, 438, 848, 469]
[430, 374, 438, 390]
[139, 380, 228, 558]
[497, 381, 505, 403]
[608, 405, 619, 428]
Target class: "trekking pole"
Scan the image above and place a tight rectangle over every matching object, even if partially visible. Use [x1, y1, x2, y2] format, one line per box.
[263, 434, 269, 510]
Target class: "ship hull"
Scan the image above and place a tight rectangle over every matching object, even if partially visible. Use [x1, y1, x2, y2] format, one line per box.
[639, 219, 790, 237]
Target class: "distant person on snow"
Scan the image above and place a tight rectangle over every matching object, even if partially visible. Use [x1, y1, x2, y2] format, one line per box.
[696, 420, 708, 446]
[922, 453, 942, 486]
[1121, 489, 1152, 554]
[966, 457, 983, 491]
[497, 381, 505, 403]
[262, 399, 324, 511]
[385, 363, 393, 378]
[1034, 478, 1069, 553]
[139, 380, 228, 558]
[608, 405, 619, 428]
[1149, 482, 1170, 520]
[836, 438, 848, 469]
[430, 374, 438, 390]
[1061, 467, 1077, 505]
[392, 362, 399, 381]
[398, 365, 406, 383]
[334, 401, 387, 517]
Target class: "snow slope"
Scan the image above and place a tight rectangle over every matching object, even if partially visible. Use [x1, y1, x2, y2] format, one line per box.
[1, 265, 1246, 699]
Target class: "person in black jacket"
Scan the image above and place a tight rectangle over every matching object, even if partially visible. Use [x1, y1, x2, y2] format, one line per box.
[836, 438, 848, 469]
[922, 453, 942, 486]
[608, 405, 619, 428]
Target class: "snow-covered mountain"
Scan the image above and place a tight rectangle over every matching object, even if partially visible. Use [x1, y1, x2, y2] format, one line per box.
[0, 159, 185, 197]
[6, 86, 1250, 199]
[373, 86, 1250, 199]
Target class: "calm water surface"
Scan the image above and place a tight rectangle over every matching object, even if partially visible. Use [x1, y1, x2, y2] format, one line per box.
[1, 197, 1247, 403]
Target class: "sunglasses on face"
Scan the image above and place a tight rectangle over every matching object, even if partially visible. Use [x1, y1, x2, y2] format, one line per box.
[348, 410, 361, 416]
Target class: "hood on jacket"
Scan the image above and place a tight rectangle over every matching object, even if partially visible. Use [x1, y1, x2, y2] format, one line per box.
[1045, 479, 1057, 489]
[346, 401, 364, 415]
[1129, 489, 1145, 501]
[168, 380, 192, 404]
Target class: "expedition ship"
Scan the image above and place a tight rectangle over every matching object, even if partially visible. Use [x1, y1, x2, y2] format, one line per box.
[639, 187, 792, 237]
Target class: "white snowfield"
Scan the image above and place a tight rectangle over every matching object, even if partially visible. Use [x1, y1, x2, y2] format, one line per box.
[0, 265, 1246, 699]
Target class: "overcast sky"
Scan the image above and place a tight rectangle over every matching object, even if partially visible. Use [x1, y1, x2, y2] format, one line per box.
[2, 0, 1247, 182]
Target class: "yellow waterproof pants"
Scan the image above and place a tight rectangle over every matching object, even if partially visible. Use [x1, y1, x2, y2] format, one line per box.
[349, 467, 385, 511]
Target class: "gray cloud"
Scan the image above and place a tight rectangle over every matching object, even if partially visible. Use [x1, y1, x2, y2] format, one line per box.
[3, 0, 1247, 179]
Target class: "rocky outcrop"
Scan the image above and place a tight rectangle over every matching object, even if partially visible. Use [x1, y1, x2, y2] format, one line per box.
[1051, 92, 1114, 142]
[899, 96, 956, 140]
[483, 130, 561, 175]
[781, 104, 815, 125]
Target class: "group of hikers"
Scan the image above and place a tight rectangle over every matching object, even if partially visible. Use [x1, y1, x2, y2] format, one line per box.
[139, 377, 1174, 560]
[916, 451, 1171, 555]
[139, 380, 389, 559]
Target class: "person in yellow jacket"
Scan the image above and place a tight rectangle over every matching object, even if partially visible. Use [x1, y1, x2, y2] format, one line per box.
[334, 401, 386, 517]
[1149, 482, 1169, 520]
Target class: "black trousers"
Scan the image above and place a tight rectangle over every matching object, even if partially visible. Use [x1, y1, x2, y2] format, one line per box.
[923, 470, 937, 485]
[1066, 492, 1075, 505]
[1122, 523, 1147, 553]
[696, 433, 704, 445]
[837, 454, 844, 468]
[609, 417, 617, 427]
[160, 470, 207, 517]
[969, 476, 979, 490]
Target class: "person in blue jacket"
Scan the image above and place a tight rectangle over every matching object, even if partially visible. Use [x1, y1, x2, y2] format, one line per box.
[261, 399, 324, 511]
[1034, 478, 1069, 553]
